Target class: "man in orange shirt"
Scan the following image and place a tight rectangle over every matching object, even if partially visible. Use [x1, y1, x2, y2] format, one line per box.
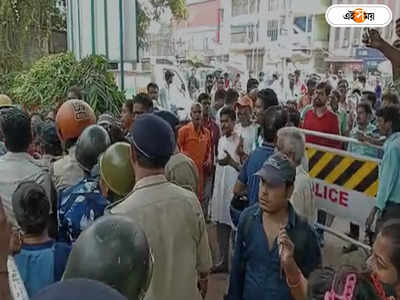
[178, 103, 212, 207]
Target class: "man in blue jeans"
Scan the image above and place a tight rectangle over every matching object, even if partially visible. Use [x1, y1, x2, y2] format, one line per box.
[228, 153, 321, 300]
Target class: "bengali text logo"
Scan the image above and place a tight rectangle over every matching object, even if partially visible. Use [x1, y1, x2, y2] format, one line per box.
[326, 5, 392, 27]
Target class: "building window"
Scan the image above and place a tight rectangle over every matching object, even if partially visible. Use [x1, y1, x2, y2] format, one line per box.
[267, 20, 279, 41]
[255, 23, 260, 42]
[268, 0, 279, 12]
[203, 38, 209, 50]
[343, 27, 350, 48]
[231, 25, 248, 44]
[307, 15, 312, 32]
[334, 28, 340, 49]
[279, 16, 286, 36]
[293, 16, 312, 33]
[282, 0, 292, 10]
[232, 0, 259, 17]
[353, 28, 361, 47]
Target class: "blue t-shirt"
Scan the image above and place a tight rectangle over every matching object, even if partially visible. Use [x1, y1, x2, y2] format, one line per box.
[238, 142, 275, 205]
[14, 240, 71, 297]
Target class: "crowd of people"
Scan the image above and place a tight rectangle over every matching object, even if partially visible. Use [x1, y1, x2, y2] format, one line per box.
[0, 25, 399, 300]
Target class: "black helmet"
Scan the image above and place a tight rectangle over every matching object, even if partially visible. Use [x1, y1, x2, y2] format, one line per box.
[75, 125, 111, 172]
[63, 215, 153, 300]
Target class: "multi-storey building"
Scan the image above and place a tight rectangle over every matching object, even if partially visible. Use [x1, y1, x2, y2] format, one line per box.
[220, 0, 331, 77]
[171, 0, 224, 63]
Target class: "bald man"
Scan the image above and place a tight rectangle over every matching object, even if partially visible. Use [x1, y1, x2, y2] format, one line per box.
[178, 103, 212, 207]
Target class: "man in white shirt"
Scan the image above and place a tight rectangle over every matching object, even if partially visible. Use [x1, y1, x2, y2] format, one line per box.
[235, 96, 258, 160]
[159, 70, 174, 111]
[211, 107, 241, 273]
[269, 73, 282, 100]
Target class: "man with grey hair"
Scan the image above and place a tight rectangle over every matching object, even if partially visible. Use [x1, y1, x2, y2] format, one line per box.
[277, 127, 316, 225]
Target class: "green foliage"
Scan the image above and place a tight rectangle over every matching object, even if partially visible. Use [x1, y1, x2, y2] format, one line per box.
[0, 72, 18, 97]
[12, 53, 125, 115]
[167, 0, 187, 19]
[138, 0, 187, 47]
[77, 55, 125, 114]
[0, 0, 66, 73]
[0, 1, 185, 72]
[137, 4, 152, 48]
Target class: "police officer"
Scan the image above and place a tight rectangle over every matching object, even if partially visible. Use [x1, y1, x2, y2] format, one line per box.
[53, 99, 96, 191]
[0, 108, 53, 227]
[63, 215, 152, 300]
[57, 125, 110, 244]
[99, 142, 135, 202]
[110, 114, 212, 300]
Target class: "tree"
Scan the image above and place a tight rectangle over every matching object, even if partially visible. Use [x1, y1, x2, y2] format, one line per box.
[0, 0, 186, 74]
[0, 0, 66, 73]
[136, 0, 187, 48]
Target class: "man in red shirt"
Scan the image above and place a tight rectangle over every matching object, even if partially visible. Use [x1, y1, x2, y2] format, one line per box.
[178, 103, 212, 205]
[303, 81, 341, 149]
[302, 81, 340, 247]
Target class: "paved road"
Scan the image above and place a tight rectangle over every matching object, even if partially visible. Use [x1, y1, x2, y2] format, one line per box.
[205, 217, 369, 300]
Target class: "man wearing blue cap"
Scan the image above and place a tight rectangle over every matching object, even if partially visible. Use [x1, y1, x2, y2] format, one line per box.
[228, 152, 321, 300]
[111, 114, 212, 300]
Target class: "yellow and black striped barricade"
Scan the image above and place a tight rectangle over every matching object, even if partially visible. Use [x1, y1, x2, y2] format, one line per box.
[300, 129, 382, 227]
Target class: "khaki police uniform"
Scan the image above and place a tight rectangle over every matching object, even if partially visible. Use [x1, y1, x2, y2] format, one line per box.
[111, 175, 212, 300]
[165, 152, 199, 194]
[52, 146, 84, 191]
[0, 152, 53, 226]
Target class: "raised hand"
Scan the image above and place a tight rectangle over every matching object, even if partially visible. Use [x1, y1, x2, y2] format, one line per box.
[363, 29, 385, 50]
